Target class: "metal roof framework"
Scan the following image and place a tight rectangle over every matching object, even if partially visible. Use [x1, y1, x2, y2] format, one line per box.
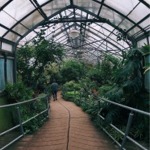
[0, 0, 149, 62]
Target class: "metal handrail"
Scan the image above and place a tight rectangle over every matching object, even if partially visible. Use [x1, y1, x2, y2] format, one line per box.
[98, 97, 150, 116]
[0, 94, 50, 150]
[98, 97, 150, 150]
[0, 95, 46, 108]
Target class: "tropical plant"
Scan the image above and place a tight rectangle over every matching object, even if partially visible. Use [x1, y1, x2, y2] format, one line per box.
[3, 83, 48, 133]
[60, 60, 85, 83]
[3, 82, 33, 103]
[99, 47, 149, 141]
[17, 31, 64, 92]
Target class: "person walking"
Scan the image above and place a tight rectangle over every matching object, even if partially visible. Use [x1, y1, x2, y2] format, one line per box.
[51, 80, 59, 101]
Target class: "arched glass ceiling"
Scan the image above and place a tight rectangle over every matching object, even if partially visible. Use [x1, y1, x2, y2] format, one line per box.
[0, 0, 149, 61]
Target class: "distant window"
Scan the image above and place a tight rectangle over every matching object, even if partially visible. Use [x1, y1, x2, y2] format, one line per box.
[2, 42, 13, 52]
[0, 58, 5, 91]
[7, 59, 14, 84]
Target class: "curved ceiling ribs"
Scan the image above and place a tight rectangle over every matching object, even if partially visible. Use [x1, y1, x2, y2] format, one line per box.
[0, 0, 149, 62]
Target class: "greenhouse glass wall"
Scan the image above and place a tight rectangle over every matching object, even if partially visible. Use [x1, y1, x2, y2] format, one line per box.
[0, 0, 149, 91]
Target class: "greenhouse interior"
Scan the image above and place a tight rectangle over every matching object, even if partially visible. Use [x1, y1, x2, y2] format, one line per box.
[0, 0, 150, 150]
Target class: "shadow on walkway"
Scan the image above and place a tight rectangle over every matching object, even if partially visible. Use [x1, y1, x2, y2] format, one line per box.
[9, 92, 118, 150]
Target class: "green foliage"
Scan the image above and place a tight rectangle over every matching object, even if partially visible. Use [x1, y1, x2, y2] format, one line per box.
[0, 97, 13, 132]
[141, 45, 150, 74]
[105, 86, 124, 102]
[17, 32, 64, 92]
[87, 68, 102, 84]
[140, 45, 150, 55]
[105, 126, 124, 141]
[98, 85, 113, 96]
[87, 54, 122, 85]
[63, 91, 80, 101]
[60, 60, 85, 83]
[60, 47, 149, 144]
[98, 47, 149, 142]
[20, 95, 48, 133]
[62, 81, 81, 100]
[63, 81, 81, 91]
[96, 49, 142, 127]
[114, 48, 144, 106]
[2, 83, 47, 133]
[100, 54, 122, 84]
[3, 82, 33, 103]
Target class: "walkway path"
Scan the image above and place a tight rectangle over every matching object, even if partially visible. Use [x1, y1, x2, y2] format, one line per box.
[10, 92, 118, 150]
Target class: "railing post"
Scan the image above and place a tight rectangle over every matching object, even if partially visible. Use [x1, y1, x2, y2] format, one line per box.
[79, 90, 82, 105]
[98, 100, 100, 110]
[16, 106, 24, 135]
[120, 111, 134, 150]
[74, 89, 75, 101]
[46, 95, 50, 118]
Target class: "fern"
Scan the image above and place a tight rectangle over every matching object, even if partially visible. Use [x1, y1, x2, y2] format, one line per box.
[123, 77, 143, 94]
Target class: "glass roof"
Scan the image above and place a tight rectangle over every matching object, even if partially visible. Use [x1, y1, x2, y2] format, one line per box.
[0, 0, 149, 61]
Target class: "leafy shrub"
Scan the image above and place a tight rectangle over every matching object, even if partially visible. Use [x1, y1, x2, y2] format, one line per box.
[60, 60, 85, 83]
[3, 83, 48, 134]
[3, 82, 33, 103]
[87, 68, 102, 84]
[17, 34, 64, 91]
[62, 81, 81, 91]
[98, 85, 113, 96]
[21, 94, 48, 133]
[63, 91, 80, 101]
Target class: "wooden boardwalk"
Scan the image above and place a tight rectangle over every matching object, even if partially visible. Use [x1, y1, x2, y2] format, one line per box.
[10, 92, 118, 150]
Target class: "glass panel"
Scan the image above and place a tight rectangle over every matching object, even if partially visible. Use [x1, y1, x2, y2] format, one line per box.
[21, 11, 44, 29]
[7, 59, 14, 84]
[12, 24, 28, 36]
[109, 30, 128, 48]
[118, 19, 134, 31]
[128, 26, 141, 36]
[96, 0, 103, 2]
[92, 42, 100, 48]
[0, 11, 17, 28]
[56, 35, 66, 42]
[105, 0, 139, 15]
[55, 28, 63, 35]
[106, 43, 117, 50]
[76, 9, 86, 17]
[144, 0, 150, 4]
[87, 14, 93, 19]
[60, 38, 69, 45]
[100, 6, 123, 26]
[0, 58, 5, 91]
[101, 23, 114, 32]
[36, 0, 49, 5]
[0, 0, 9, 7]
[42, 0, 69, 16]
[90, 29, 106, 39]
[139, 18, 150, 28]
[128, 3, 149, 22]
[101, 28, 111, 36]
[19, 31, 37, 45]
[107, 38, 123, 49]
[3, 0, 35, 20]
[4, 31, 20, 42]
[116, 40, 129, 49]
[2, 42, 13, 52]
[132, 29, 145, 39]
[87, 32, 101, 40]
[74, 0, 101, 14]
[137, 38, 148, 47]
[42, 4, 58, 16]
[0, 26, 7, 36]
